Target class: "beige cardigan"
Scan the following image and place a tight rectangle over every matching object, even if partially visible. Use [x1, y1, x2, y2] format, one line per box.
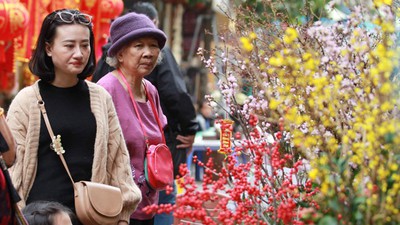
[7, 80, 141, 222]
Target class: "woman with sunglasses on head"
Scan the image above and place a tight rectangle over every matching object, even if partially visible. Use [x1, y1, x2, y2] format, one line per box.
[6, 9, 141, 225]
[97, 12, 167, 225]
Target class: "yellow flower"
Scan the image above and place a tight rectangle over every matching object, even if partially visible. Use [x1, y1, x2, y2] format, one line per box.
[374, 0, 392, 7]
[309, 168, 318, 180]
[249, 32, 257, 39]
[342, 135, 349, 144]
[269, 43, 276, 50]
[308, 99, 315, 108]
[269, 56, 283, 67]
[321, 182, 330, 195]
[269, 99, 279, 110]
[335, 74, 343, 82]
[240, 37, 254, 52]
[302, 52, 312, 61]
[386, 196, 394, 204]
[380, 82, 392, 95]
[378, 59, 393, 74]
[260, 63, 266, 70]
[304, 59, 317, 71]
[347, 130, 356, 139]
[293, 137, 302, 146]
[319, 155, 328, 165]
[381, 22, 395, 32]
[378, 166, 389, 179]
[390, 164, 398, 171]
[283, 27, 298, 44]
[381, 102, 393, 112]
[304, 136, 317, 147]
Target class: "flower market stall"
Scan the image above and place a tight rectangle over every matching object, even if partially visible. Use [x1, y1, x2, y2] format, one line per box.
[144, 0, 400, 224]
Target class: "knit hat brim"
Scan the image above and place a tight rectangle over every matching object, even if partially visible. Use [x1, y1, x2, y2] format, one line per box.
[107, 28, 167, 57]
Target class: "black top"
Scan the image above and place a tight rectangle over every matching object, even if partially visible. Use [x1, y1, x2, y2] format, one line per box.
[0, 133, 9, 153]
[27, 80, 96, 215]
[146, 47, 198, 135]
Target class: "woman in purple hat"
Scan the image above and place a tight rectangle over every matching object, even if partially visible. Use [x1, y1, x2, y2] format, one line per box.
[97, 12, 168, 225]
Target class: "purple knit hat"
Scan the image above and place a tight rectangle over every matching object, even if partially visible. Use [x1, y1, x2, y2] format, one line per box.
[107, 12, 167, 57]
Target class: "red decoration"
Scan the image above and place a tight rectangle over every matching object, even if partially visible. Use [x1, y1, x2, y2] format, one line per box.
[85, 0, 96, 7]
[40, 0, 50, 8]
[0, 41, 14, 91]
[0, 0, 29, 41]
[81, 0, 98, 13]
[48, 0, 80, 11]
[100, 0, 123, 19]
[95, 20, 110, 60]
[218, 119, 234, 154]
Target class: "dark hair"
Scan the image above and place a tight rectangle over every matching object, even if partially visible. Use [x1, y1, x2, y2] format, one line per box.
[197, 99, 208, 110]
[130, 2, 158, 20]
[28, 9, 96, 82]
[22, 201, 76, 225]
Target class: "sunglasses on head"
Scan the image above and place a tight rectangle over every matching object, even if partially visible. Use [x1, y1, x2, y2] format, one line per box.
[54, 11, 92, 26]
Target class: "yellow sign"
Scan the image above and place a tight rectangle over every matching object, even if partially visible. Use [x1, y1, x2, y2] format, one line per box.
[218, 119, 234, 154]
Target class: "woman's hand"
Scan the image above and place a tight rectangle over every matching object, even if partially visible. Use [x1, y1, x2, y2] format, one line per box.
[118, 221, 129, 225]
[176, 134, 195, 149]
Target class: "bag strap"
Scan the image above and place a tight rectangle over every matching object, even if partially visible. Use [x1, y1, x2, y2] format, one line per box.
[1, 159, 29, 225]
[32, 85, 76, 188]
[146, 88, 166, 144]
[117, 69, 166, 145]
[0, 158, 21, 204]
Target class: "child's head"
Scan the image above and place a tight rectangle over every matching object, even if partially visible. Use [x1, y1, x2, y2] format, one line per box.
[198, 100, 214, 119]
[22, 201, 75, 225]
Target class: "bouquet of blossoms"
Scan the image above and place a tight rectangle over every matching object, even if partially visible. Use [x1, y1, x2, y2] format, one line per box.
[144, 0, 400, 224]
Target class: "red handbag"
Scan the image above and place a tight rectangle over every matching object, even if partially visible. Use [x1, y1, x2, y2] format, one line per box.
[144, 144, 174, 190]
[119, 70, 174, 191]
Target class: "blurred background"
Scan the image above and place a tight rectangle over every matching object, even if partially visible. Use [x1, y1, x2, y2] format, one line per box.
[0, 0, 232, 112]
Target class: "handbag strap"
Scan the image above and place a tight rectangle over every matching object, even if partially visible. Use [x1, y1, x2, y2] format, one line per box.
[117, 69, 166, 145]
[32, 85, 76, 188]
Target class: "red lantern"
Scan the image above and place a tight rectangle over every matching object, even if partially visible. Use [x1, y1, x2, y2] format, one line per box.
[40, 0, 51, 8]
[100, 0, 123, 19]
[95, 20, 111, 60]
[49, 0, 80, 12]
[81, 0, 98, 13]
[0, 41, 14, 90]
[0, 0, 29, 41]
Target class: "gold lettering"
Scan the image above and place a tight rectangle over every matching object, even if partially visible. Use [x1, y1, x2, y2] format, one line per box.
[86, 0, 97, 8]
[10, 7, 26, 34]
[0, 16, 5, 29]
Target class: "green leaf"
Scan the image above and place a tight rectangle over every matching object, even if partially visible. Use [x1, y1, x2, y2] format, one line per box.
[354, 210, 363, 220]
[353, 197, 366, 205]
[384, 132, 395, 143]
[318, 216, 339, 225]
[338, 157, 348, 175]
[328, 199, 340, 212]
